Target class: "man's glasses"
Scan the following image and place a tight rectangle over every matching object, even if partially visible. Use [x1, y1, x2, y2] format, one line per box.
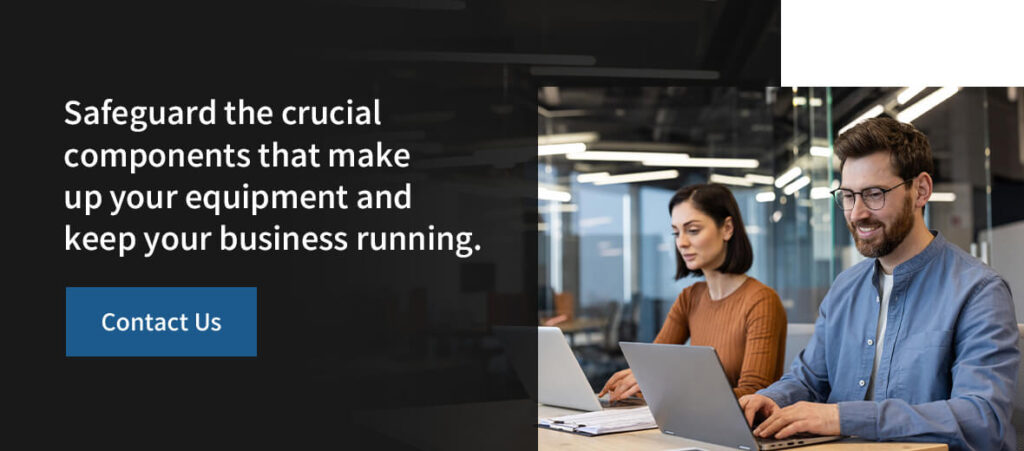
[830, 180, 913, 211]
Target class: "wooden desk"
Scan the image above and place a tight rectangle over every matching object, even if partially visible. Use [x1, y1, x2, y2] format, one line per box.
[539, 405, 948, 450]
[554, 317, 607, 333]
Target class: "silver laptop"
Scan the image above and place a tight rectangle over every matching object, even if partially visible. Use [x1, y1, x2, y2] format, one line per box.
[620, 342, 841, 450]
[495, 326, 642, 411]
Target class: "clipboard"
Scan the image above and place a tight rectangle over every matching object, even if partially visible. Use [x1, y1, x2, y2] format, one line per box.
[538, 406, 657, 436]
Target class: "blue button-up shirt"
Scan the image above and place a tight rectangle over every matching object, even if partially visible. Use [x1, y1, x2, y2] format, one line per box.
[758, 231, 1018, 450]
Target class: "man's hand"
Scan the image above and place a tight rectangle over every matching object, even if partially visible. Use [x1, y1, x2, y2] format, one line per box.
[598, 368, 642, 402]
[751, 401, 840, 439]
[738, 394, 780, 427]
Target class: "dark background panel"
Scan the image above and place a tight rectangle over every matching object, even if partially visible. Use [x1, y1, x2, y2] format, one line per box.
[12, 0, 781, 448]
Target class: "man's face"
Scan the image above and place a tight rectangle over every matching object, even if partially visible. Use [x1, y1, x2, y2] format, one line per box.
[841, 152, 917, 258]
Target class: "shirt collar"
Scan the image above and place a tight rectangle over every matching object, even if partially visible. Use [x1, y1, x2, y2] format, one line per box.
[872, 230, 943, 284]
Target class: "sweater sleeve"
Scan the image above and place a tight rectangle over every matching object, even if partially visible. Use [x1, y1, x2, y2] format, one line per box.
[654, 288, 692, 345]
[733, 290, 788, 398]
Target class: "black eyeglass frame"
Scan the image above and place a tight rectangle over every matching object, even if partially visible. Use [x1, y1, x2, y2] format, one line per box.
[830, 179, 913, 211]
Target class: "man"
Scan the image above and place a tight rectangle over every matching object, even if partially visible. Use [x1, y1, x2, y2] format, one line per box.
[739, 117, 1018, 450]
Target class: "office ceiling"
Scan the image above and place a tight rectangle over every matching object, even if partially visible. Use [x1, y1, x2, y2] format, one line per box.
[536, 86, 951, 189]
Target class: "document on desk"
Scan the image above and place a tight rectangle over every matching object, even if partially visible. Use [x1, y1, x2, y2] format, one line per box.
[538, 406, 657, 436]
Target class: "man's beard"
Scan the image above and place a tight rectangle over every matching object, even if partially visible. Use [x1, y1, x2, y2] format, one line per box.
[847, 193, 915, 258]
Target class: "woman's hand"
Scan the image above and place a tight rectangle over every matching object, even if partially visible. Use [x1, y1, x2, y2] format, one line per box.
[598, 368, 643, 401]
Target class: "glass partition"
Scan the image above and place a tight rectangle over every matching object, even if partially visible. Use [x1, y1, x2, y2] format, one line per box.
[537, 86, 998, 386]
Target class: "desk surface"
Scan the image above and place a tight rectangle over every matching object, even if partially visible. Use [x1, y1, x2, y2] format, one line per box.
[552, 317, 607, 333]
[538, 404, 948, 451]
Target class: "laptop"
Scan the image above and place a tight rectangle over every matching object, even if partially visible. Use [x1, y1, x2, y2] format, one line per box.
[619, 342, 841, 450]
[495, 326, 643, 411]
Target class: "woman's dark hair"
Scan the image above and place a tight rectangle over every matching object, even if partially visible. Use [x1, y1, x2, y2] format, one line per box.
[668, 183, 753, 279]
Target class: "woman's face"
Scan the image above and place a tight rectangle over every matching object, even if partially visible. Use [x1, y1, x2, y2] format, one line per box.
[671, 200, 733, 272]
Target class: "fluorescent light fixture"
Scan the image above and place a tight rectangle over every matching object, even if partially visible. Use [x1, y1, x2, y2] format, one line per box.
[589, 141, 695, 152]
[897, 86, 927, 105]
[709, 174, 754, 187]
[538, 142, 586, 156]
[567, 151, 757, 169]
[593, 169, 679, 186]
[929, 192, 957, 202]
[755, 192, 776, 203]
[783, 176, 811, 195]
[897, 87, 960, 123]
[838, 104, 884, 136]
[643, 157, 759, 168]
[540, 202, 579, 213]
[792, 97, 823, 107]
[774, 167, 802, 188]
[746, 174, 775, 185]
[580, 216, 613, 228]
[538, 132, 598, 146]
[538, 187, 571, 202]
[810, 146, 832, 158]
[576, 172, 610, 183]
[810, 187, 832, 199]
[566, 151, 690, 162]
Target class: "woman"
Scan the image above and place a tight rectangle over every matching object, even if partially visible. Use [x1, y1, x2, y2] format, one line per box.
[599, 183, 787, 400]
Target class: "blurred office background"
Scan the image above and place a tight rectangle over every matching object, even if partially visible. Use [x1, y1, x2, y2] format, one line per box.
[537, 86, 1024, 389]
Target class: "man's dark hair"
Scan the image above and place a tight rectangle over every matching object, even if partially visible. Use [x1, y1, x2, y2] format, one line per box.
[835, 117, 934, 181]
[668, 183, 753, 279]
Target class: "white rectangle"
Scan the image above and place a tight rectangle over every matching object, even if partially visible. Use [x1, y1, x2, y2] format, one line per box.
[782, 0, 1024, 86]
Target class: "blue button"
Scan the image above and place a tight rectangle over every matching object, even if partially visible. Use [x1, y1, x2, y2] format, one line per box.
[66, 287, 257, 357]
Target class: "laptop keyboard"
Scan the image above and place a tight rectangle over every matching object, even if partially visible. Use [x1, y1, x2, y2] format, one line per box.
[599, 397, 647, 407]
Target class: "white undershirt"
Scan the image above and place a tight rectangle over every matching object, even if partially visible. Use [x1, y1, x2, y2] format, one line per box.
[867, 273, 894, 401]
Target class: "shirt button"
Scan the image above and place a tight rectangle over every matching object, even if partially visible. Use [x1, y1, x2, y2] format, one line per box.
[866, 339, 874, 346]
[858, 380, 866, 387]
[876, 296, 880, 303]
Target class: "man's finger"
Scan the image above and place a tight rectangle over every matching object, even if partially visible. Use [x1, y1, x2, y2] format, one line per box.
[771, 413, 799, 438]
[741, 398, 758, 427]
[755, 411, 789, 438]
[774, 420, 806, 439]
[752, 412, 770, 436]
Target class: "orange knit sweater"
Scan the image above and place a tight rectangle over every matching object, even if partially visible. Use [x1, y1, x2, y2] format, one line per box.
[654, 277, 787, 398]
